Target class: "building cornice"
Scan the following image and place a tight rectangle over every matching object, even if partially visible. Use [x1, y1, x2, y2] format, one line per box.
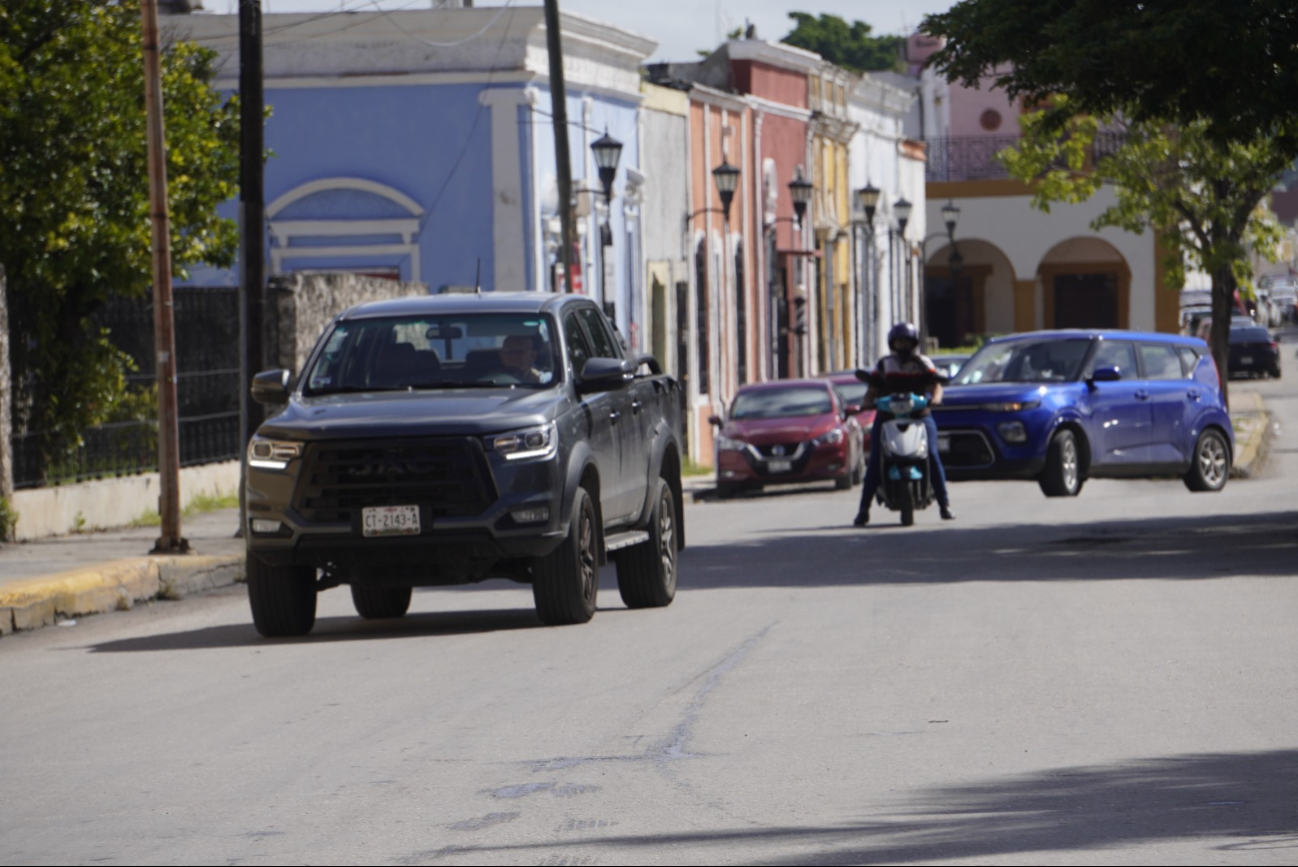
[851, 74, 916, 116]
[723, 38, 823, 75]
[179, 7, 653, 100]
[688, 83, 749, 112]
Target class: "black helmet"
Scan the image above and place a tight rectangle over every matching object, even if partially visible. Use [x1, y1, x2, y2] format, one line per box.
[888, 322, 920, 355]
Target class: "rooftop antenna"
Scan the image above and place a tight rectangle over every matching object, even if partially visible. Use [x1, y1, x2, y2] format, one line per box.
[475, 257, 482, 295]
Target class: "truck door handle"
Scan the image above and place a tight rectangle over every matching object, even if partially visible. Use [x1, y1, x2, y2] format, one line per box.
[631, 400, 643, 414]
[1187, 389, 1201, 400]
[1134, 390, 1150, 400]
[609, 410, 621, 424]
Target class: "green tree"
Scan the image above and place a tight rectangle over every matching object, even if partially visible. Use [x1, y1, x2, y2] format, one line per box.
[0, 0, 239, 469]
[1000, 104, 1292, 405]
[921, 0, 1298, 151]
[781, 12, 903, 73]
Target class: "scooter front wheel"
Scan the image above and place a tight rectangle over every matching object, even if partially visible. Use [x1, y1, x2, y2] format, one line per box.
[899, 482, 914, 527]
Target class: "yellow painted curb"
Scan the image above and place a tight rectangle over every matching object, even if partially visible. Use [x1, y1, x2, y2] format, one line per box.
[0, 555, 244, 635]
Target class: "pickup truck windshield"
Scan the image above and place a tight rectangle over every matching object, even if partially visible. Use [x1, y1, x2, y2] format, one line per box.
[304, 314, 560, 395]
[956, 339, 1091, 385]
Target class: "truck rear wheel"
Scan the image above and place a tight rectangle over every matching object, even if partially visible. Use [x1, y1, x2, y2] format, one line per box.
[350, 585, 412, 619]
[615, 479, 678, 609]
[247, 555, 317, 638]
[532, 487, 599, 625]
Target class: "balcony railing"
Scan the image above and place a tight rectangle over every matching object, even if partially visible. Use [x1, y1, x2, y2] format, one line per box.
[925, 131, 1130, 183]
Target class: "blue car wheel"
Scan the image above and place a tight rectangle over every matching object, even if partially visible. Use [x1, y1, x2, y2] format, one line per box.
[1039, 429, 1083, 498]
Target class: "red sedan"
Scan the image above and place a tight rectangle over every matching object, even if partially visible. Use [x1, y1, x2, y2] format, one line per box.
[824, 370, 877, 459]
[709, 380, 864, 498]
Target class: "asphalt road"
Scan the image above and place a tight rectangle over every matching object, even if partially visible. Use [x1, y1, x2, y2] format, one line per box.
[3, 368, 1297, 865]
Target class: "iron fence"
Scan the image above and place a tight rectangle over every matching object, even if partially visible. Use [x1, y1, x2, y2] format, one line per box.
[12, 287, 243, 489]
[925, 131, 1130, 183]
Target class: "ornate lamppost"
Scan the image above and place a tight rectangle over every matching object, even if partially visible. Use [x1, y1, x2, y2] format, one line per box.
[893, 196, 912, 326]
[590, 129, 623, 320]
[855, 183, 880, 365]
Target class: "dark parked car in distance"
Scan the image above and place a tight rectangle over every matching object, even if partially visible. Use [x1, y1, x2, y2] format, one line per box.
[1228, 324, 1280, 378]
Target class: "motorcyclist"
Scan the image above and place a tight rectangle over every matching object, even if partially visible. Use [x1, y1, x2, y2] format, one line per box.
[853, 322, 954, 526]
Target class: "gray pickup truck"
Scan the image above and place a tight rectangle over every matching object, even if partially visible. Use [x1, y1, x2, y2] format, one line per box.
[243, 292, 685, 637]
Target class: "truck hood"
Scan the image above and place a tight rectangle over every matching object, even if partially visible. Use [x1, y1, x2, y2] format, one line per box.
[258, 388, 563, 440]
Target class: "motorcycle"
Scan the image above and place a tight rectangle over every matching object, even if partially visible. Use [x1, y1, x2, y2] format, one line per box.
[873, 391, 935, 527]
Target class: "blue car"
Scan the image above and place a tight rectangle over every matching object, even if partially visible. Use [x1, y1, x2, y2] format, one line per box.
[933, 330, 1233, 497]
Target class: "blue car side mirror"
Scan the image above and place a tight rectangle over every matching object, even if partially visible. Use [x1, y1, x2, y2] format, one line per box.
[1088, 366, 1122, 384]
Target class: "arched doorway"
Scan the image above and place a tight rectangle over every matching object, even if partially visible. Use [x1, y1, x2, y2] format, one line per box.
[1038, 238, 1131, 330]
[924, 240, 1015, 349]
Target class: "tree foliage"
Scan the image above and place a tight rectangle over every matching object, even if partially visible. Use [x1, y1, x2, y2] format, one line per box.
[1001, 103, 1293, 405]
[922, 0, 1298, 153]
[781, 12, 903, 73]
[0, 0, 239, 461]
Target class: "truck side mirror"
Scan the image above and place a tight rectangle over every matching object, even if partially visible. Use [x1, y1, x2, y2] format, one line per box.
[251, 369, 291, 405]
[1087, 366, 1122, 385]
[577, 357, 634, 395]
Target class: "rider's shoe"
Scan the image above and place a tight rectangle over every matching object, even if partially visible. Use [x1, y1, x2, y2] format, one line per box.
[853, 509, 870, 527]
[939, 505, 955, 521]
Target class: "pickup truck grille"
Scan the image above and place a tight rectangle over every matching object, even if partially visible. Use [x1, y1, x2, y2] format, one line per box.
[294, 439, 495, 524]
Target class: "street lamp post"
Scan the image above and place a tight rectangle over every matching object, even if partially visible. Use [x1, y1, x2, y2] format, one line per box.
[590, 129, 623, 320]
[682, 160, 744, 409]
[855, 184, 880, 366]
[787, 167, 813, 377]
[916, 200, 962, 347]
[893, 197, 912, 329]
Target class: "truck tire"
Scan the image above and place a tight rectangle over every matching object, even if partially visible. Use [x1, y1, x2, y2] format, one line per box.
[615, 479, 678, 609]
[1039, 429, 1083, 497]
[350, 585, 412, 619]
[532, 487, 599, 625]
[1184, 429, 1230, 492]
[247, 555, 317, 637]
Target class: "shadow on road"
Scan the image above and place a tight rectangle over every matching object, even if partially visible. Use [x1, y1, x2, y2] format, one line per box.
[85, 607, 543, 653]
[679, 509, 1298, 589]
[394, 748, 1298, 865]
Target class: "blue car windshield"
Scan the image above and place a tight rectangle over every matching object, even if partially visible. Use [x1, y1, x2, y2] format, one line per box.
[956, 339, 1092, 385]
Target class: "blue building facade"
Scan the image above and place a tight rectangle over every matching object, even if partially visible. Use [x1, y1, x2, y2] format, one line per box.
[178, 7, 653, 336]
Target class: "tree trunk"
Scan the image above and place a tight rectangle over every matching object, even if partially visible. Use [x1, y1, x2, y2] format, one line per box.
[1209, 264, 1234, 410]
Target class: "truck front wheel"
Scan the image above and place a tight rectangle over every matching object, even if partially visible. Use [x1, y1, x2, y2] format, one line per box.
[532, 487, 599, 625]
[351, 585, 412, 619]
[615, 478, 678, 609]
[247, 555, 317, 637]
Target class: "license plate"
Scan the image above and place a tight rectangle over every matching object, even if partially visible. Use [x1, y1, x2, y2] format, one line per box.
[1240, 355, 1253, 364]
[362, 505, 421, 537]
[767, 459, 792, 473]
[937, 435, 951, 454]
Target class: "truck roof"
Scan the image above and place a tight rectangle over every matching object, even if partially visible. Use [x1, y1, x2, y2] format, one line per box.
[339, 291, 588, 320]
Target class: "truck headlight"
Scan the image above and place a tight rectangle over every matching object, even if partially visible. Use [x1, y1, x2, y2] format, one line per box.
[248, 438, 301, 470]
[717, 434, 747, 451]
[487, 422, 557, 461]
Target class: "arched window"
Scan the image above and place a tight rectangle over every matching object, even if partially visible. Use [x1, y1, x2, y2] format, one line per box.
[266, 177, 424, 281]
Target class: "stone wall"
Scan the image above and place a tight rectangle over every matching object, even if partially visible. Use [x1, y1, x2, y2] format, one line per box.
[268, 272, 429, 376]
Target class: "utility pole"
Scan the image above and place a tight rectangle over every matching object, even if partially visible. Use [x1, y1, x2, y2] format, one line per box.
[141, 0, 187, 554]
[239, 0, 265, 443]
[543, 0, 575, 293]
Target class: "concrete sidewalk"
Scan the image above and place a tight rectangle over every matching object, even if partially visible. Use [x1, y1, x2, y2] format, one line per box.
[0, 507, 244, 636]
